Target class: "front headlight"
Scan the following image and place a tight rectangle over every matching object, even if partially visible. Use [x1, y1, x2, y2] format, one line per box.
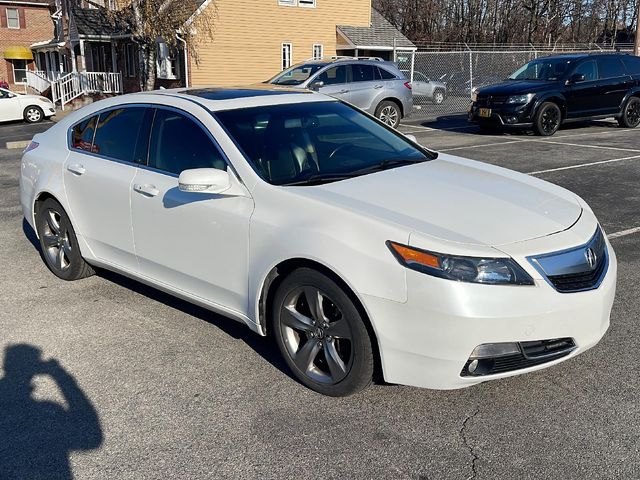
[506, 93, 535, 105]
[471, 88, 478, 102]
[387, 241, 534, 285]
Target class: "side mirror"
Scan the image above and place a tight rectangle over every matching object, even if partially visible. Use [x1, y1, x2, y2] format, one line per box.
[178, 168, 231, 194]
[309, 80, 324, 91]
[405, 134, 418, 144]
[569, 73, 585, 84]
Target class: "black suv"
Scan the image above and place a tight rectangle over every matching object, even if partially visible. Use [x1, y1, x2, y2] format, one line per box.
[468, 53, 640, 135]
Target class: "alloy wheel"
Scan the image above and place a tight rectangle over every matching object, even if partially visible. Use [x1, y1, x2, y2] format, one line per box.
[626, 99, 640, 127]
[26, 108, 42, 123]
[379, 106, 399, 127]
[540, 106, 560, 134]
[279, 286, 353, 384]
[434, 91, 444, 104]
[41, 208, 72, 272]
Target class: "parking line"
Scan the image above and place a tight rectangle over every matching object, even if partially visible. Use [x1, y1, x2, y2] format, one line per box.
[440, 139, 528, 152]
[608, 227, 640, 239]
[530, 139, 640, 153]
[527, 154, 640, 175]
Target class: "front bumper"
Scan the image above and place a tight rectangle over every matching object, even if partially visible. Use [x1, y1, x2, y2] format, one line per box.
[468, 100, 535, 127]
[364, 224, 617, 390]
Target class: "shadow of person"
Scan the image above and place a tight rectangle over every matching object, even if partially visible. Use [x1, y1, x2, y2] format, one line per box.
[0, 345, 103, 480]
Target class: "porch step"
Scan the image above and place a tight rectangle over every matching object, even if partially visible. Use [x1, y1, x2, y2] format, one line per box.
[64, 92, 119, 111]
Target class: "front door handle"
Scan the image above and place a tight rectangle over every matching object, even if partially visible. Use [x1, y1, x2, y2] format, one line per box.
[338, 89, 349, 94]
[67, 163, 85, 175]
[133, 183, 160, 197]
[374, 84, 383, 89]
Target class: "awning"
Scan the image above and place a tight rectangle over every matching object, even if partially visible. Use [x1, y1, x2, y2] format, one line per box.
[4, 46, 33, 60]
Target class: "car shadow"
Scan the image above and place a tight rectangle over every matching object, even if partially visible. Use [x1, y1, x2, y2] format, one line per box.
[0, 344, 103, 479]
[95, 267, 294, 382]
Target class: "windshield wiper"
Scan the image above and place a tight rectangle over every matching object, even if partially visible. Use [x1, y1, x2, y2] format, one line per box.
[282, 158, 428, 186]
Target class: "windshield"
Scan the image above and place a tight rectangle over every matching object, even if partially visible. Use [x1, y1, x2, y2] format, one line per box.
[269, 64, 326, 85]
[508, 58, 572, 81]
[215, 102, 433, 186]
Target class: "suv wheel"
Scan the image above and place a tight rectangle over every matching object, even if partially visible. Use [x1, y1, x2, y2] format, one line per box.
[618, 97, 640, 128]
[272, 268, 374, 396]
[533, 102, 561, 136]
[375, 101, 401, 128]
[432, 89, 445, 104]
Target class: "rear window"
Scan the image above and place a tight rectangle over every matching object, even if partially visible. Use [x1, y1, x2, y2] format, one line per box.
[92, 107, 148, 162]
[622, 56, 640, 75]
[378, 67, 396, 80]
[70, 116, 98, 152]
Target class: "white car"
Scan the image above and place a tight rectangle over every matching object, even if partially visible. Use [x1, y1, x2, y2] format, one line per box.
[19, 87, 616, 396]
[0, 87, 55, 123]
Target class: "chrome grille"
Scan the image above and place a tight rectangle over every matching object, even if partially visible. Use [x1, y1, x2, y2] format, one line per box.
[528, 227, 608, 293]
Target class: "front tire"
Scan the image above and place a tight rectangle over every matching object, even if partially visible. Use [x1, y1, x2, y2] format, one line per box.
[533, 102, 561, 136]
[375, 100, 401, 128]
[272, 268, 374, 396]
[618, 96, 640, 128]
[35, 198, 95, 281]
[24, 106, 44, 123]
[432, 89, 445, 104]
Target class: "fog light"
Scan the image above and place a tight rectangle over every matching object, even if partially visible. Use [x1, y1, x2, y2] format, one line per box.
[470, 342, 520, 359]
[505, 116, 518, 124]
[468, 359, 479, 373]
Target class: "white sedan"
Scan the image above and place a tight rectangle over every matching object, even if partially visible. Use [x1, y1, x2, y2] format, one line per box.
[19, 87, 616, 396]
[0, 87, 55, 123]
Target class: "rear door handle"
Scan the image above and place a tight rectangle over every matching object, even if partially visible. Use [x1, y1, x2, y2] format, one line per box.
[133, 183, 160, 197]
[67, 163, 85, 175]
[374, 84, 383, 89]
[338, 89, 349, 94]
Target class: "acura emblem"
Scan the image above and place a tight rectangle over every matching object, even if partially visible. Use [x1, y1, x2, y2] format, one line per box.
[585, 248, 597, 269]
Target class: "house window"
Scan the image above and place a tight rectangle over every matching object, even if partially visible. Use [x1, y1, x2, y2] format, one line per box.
[125, 43, 136, 78]
[278, 0, 296, 5]
[11, 59, 27, 83]
[282, 43, 292, 70]
[6, 8, 20, 29]
[299, 0, 315, 6]
[156, 40, 179, 80]
[312, 44, 323, 60]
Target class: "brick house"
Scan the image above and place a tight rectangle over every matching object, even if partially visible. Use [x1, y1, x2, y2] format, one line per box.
[0, 0, 53, 90]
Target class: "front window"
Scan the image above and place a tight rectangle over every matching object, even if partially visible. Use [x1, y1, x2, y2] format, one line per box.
[270, 63, 325, 85]
[508, 58, 572, 81]
[11, 60, 28, 84]
[215, 101, 433, 186]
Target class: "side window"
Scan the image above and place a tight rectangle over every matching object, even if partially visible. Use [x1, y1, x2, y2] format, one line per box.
[317, 65, 347, 86]
[622, 56, 640, 75]
[70, 115, 98, 152]
[92, 107, 148, 162]
[378, 67, 396, 80]
[597, 57, 626, 79]
[148, 109, 226, 175]
[351, 64, 376, 82]
[572, 60, 598, 82]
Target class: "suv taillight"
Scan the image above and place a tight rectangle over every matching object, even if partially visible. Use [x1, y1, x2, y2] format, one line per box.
[403, 82, 412, 90]
[23, 141, 39, 154]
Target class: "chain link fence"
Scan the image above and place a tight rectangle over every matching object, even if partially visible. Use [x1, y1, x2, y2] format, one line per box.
[395, 43, 636, 120]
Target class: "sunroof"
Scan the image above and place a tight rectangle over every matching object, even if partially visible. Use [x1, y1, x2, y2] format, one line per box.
[180, 87, 310, 100]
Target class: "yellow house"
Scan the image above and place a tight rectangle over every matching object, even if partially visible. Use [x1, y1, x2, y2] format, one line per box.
[186, 1, 416, 87]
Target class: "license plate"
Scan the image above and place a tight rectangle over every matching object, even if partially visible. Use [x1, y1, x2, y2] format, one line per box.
[478, 108, 492, 118]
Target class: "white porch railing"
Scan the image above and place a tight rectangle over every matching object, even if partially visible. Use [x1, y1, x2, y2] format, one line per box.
[25, 70, 51, 95]
[38, 71, 124, 110]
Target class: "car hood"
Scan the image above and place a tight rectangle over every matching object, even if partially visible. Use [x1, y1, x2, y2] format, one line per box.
[17, 94, 50, 102]
[478, 80, 558, 95]
[292, 154, 582, 247]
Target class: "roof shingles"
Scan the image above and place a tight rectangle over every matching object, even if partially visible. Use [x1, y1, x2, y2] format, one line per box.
[338, 9, 415, 49]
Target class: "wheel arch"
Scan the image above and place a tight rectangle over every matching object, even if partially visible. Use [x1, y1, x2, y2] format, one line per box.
[535, 94, 567, 120]
[376, 97, 404, 117]
[257, 257, 384, 380]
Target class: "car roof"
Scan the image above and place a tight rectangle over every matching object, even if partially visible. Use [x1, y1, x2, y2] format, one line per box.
[133, 84, 336, 112]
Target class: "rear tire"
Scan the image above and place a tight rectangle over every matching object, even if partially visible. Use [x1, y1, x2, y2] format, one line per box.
[375, 100, 401, 128]
[24, 106, 44, 123]
[432, 89, 445, 104]
[618, 97, 640, 128]
[533, 102, 561, 136]
[272, 268, 374, 396]
[35, 198, 95, 281]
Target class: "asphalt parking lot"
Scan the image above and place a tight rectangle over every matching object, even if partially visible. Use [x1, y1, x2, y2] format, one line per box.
[1, 116, 639, 479]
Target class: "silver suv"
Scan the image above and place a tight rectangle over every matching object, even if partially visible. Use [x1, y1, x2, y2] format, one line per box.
[268, 57, 412, 128]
